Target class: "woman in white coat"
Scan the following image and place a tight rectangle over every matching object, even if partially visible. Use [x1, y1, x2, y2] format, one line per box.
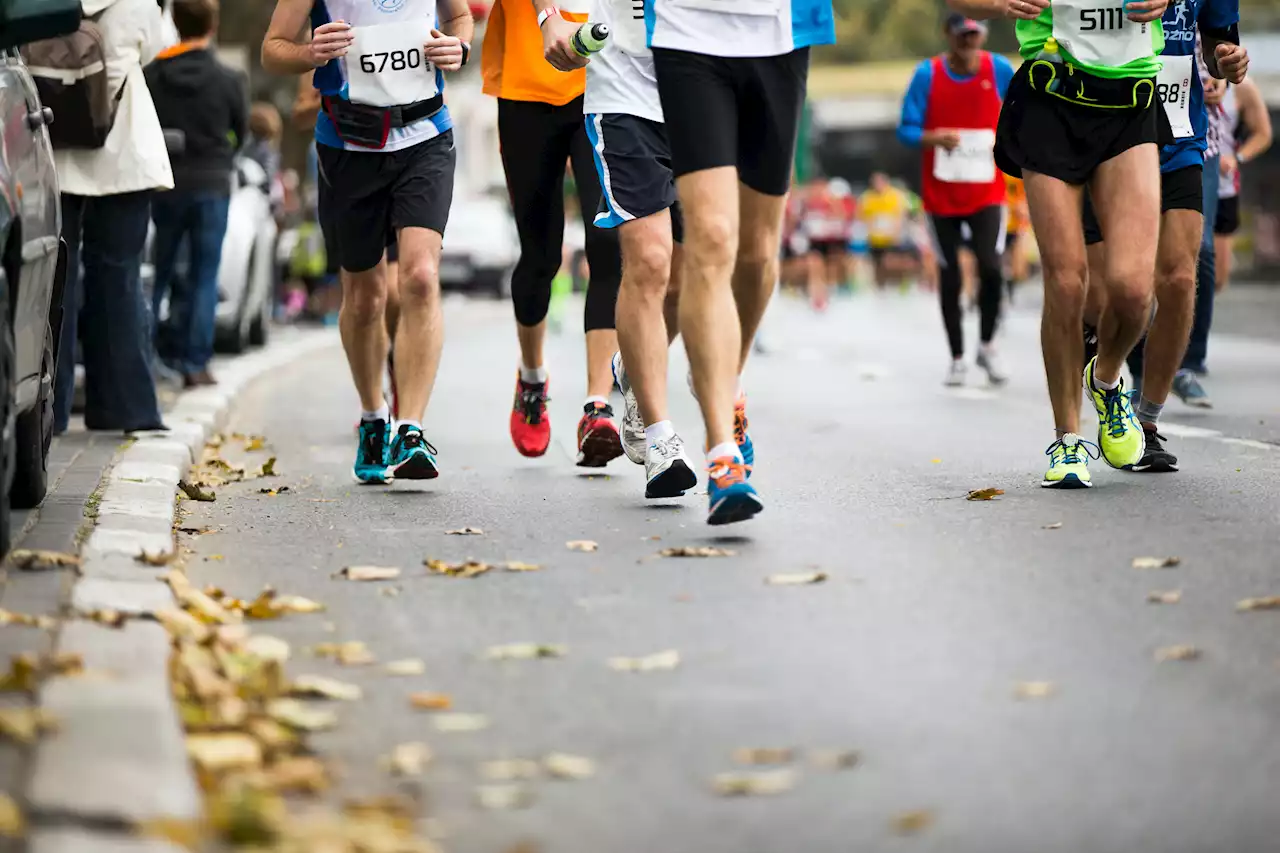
[53, 0, 174, 433]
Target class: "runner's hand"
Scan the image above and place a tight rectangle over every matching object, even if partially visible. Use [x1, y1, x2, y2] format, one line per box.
[542, 14, 588, 71]
[1004, 0, 1048, 21]
[426, 29, 464, 72]
[1219, 151, 1237, 176]
[1124, 0, 1167, 23]
[310, 21, 353, 66]
[1203, 76, 1226, 105]
[1215, 42, 1249, 84]
[927, 130, 963, 151]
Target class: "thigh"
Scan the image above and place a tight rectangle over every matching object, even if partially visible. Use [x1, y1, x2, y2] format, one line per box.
[1023, 172, 1088, 278]
[390, 131, 456, 238]
[652, 48, 737, 181]
[498, 98, 570, 238]
[1089, 143, 1161, 279]
[317, 143, 395, 274]
[929, 215, 965, 270]
[736, 49, 809, 197]
[964, 205, 1007, 268]
[83, 191, 151, 266]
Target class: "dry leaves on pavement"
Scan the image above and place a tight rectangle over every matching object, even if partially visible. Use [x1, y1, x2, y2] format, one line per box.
[1013, 681, 1056, 700]
[712, 768, 796, 797]
[425, 558, 492, 578]
[266, 698, 339, 732]
[409, 692, 453, 711]
[433, 713, 490, 733]
[608, 649, 681, 673]
[504, 561, 543, 572]
[1237, 597, 1280, 612]
[0, 708, 57, 743]
[334, 566, 402, 581]
[809, 750, 861, 770]
[446, 527, 484, 536]
[659, 546, 736, 558]
[485, 643, 566, 661]
[1155, 645, 1201, 662]
[966, 488, 1004, 501]
[385, 659, 426, 677]
[765, 572, 827, 586]
[0, 609, 55, 630]
[274, 594, 326, 614]
[311, 641, 375, 666]
[1147, 590, 1183, 605]
[476, 784, 534, 811]
[566, 540, 599, 553]
[0, 652, 82, 693]
[137, 550, 178, 567]
[733, 748, 795, 766]
[891, 810, 936, 835]
[289, 675, 362, 702]
[543, 753, 595, 780]
[243, 636, 291, 663]
[8, 549, 81, 571]
[0, 793, 22, 838]
[1133, 556, 1182, 570]
[178, 479, 216, 501]
[1042, 522, 1063, 530]
[186, 733, 264, 774]
[382, 742, 432, 776]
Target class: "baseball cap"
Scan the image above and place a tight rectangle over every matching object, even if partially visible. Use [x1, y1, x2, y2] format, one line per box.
[945, 12, 987, 36]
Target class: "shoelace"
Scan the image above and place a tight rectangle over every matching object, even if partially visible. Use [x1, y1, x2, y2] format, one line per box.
[585, 403, 615, 420]
[1145, 428, 1166, 450]
[517, 384, 548, 425]
[650, 436, 683, 459]
[399, 430, 439, 456]
[1046, 437, 1100, 466]
[708, 458, 751, 486]
[733, 403, 749, 445]
[361, 422, 386, 464]
[1103, 389, 1138, 439]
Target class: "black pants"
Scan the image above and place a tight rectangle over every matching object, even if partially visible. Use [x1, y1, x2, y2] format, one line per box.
[498, 96, 621, 332]
[930, 204, 1005, 358]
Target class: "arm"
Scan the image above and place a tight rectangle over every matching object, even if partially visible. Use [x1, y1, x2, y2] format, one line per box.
[945, 0, 1048, 20]
[292, 71, 321, 131]
[425, 0, 474, 72]
[1199, 0, 1245, 82]
[1235, 79, 1273, 165]
[993, 54, 1015, 99]
[897, 62, 931, 148]
[534, 0, 589, 72]
[229, 73, 248, 152]
[262, 0, 351, 76]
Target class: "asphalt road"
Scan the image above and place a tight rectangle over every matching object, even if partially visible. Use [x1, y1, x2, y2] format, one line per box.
[182, 285, 1280, 853]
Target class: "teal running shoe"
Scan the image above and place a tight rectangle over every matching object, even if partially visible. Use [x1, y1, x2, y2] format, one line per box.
[354, 418, 392, 484]
[390, 424, 439, 480]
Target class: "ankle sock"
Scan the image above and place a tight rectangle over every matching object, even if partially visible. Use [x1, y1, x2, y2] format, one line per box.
[362, 403, 390, 423]
[645, 420, 674, 443]
[520, 364, 548, 384]
[398, 419, 422, 433]
[584, 395, 609, 410]
[1092, 371, 1120, 392]
[1135, 397, 1163, 426]
[706, 441, 741, 465]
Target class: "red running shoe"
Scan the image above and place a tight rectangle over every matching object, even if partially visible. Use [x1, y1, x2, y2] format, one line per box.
[576, 401, 624, 468]
[511, 376, 551, 457]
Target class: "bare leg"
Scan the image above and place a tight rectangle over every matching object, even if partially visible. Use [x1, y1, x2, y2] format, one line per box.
[616, 210, 675, 425]
[517, 322, 546, 375]
[338, 264, 389, 412]
[1214, 233, 1233, 292]
[384, 258, 401, 343]
[1140, 209, 1201, 408]
[585, 329, 619, 399]
[733, 183, 787, 372]
[1083, 242, 1107, 327]
[392, 227, 444, 422]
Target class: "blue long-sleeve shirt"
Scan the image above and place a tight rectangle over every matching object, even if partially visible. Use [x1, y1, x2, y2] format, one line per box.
[897, 53, 1016, 148]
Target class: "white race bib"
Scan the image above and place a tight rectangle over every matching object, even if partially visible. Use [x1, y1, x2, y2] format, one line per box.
[611, 0, 649, 55]
[870, 214, 897, 239]
[347, 20, 438, 108]
[669, 0, 781, 16]
[1156, 54, 1194, 139]
[1051, 0, 1153, 68]
[932, 129, 997, 184]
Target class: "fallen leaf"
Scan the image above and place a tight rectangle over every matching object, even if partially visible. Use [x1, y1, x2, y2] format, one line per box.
[155, 608, 211, 643]
[260, 457, 277, 477]
[335, 566, 401, 581]
[0, 654, 39, 692]
[765, 572, 827, 586]
[809, 749, 861, 770]
[186, 733, 264, 773]
[1155, 645, 1201, 662]
[312, 641, 375, 666]
[1013, 681, 1056, 700]
[609, 649, 680, 672]
[891, 810, 936, 835]
[274, 595, 326, 614]
[0, 793, 23, 838]
[1133, 556, 1181, 570]
[0, 708, 57, 743]
[1147, 590, 1183, 605]
[206, 555, 225, 562]
[966, 488, 1004, 501]
[659, 546, 736, 558]
[1042, 522, 1063, 530]
[290, 675, 362, 701]
[446, 527, 484, 536]
[82, 609, 127, 628]
[241, 588, 287, 620]
[504, 561, 543, 572]
[485, 643, 566, 661]
[543, 753, 595, 780]
[566, 540, 599, 552]
[0, 609, 56, 630]
[136, 550, 177, 567]
[425, 558, 492, 578]
[9, 549, 81, 571]
[243, 635, 291, 663]
[476, 784, 534, 811]
[712, 769, 796, 797]
[259, 487, 290, 496]
[433, 713, 489, 733]
[206, 786, 285, 846]
[261, 756, 329, 794]
[1237, 597, 1280, 612]
[732, 747, 795, 766]
[409, 692, 453, 711]
[267, 699, 338, 732]
[382, 742, 432, 776]
[480, 759, 540, 781]
[385, 659, 426, 677]
[178, 480, 216, 501]
[244, 435, 267, 452]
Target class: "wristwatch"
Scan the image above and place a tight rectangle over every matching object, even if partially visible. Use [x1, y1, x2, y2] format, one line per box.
[460, 41, 471, 66]
[537, 6, 560, 28]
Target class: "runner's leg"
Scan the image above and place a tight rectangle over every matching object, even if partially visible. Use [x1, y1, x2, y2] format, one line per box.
[1182, 156, 1219, 380]
[392, 227, 445, 425]
[1139, 210, 1201, 417]
[616, 210, 676, 426]
[931, 213, 966, 361]
[733, 184, 786, 370]
[968, 204, 1009, 384]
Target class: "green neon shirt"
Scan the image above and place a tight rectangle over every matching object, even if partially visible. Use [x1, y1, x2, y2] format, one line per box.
[1016, 7, 1164, 79]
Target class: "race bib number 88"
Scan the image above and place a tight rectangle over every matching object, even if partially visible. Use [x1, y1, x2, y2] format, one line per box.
[1156, 54, 1194, 139]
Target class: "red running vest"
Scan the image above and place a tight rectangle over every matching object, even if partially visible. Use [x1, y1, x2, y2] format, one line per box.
[921, 53, 1006, 217]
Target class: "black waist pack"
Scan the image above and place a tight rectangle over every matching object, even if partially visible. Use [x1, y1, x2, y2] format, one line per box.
[322, 94, 444, 149]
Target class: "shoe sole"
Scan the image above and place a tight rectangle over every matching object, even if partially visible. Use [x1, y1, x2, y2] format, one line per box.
[1041, 473, 1092, 489]
[577, 426, 624, 468]
[708, 490, 765, 525]
[1131, 457, 1179, 473]
[646, 459, 697, 499]
[353, 470, 392, 486]
[394, 452, 439, 480]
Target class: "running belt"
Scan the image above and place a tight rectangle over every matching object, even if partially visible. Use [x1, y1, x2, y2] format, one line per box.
[1027, 61, 1157, 110]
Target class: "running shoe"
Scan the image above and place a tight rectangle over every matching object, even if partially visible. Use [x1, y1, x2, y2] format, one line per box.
[976, 347, 1008, 385]
[1084, 357, 1145, 469]
[645, 433, 697, 499]
[1172, 370, 1213, 409]
[707, 455, 762, 525]
[389, 424, 439, 480]
[612, 352, 646, 465]
[576, 402, 624, 468]
[944, 360, 966, 387]
[510, 376, 551, 458]
[734, 393, 755, 473]
[1131, 424, 1178, 473]
[354, 417, 392, 485]
[1041, 433, 1098, 489]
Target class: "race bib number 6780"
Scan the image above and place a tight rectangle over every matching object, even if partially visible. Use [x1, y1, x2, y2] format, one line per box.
[347, 20, 438, 109]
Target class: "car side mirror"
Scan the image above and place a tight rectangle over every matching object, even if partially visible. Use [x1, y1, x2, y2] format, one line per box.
[0, 0, 81, 51]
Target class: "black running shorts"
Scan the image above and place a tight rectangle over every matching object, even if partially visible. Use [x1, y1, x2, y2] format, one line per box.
[585, 112, 684, 243]
[1083, 164, 1203, 245]
[317, 130, 456, 273]
[995, 62, 1172, 186]
[1214, 195, 1240, 235]
[652, 47, 809, 197]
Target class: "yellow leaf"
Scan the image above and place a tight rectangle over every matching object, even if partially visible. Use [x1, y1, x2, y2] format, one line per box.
[475, 784, 534, 811]
[243, 435, 267, 452]
[82, 609, 127, 628]
[608, 649, 680, 673]
[136, 550, 177, 567]
[178, 480, 216, 502]
[262, 756, 330, 794]
[891, 810, 936, 835]
[0, 654, 39, 692]
[335, 566, 401, 581]
[1236, 596, 1280, 612]
[966, 488, 1004, 501]
[8, 549, 82, 571]
[243, 635, 291, 663]
[409, 692, 452, 711]
[432, 713, 489, 733]
[0, 793, 23, 838]
[259, 457, 277, 478]
[207, 786, 285, 846]
[312, 641, 375, 666]
[543, 753, 595, 780]
[1147, 590, 1183, 605]
[382, 742, 432, 776]
[504, 561, 543, 572]
[445, 527, 484, 536]
[155, 608, 211, 643]
[289, 675, 362, 701]
[1132, 556, 1181, 570]
[732, 747, 795, 766]
[1155, 645, 1201, 662]
[659, 547, 736, 558]
[274, 594, 325, 614]
[0, 708, 57, 743]
[566, 540, 599, 553]
[485, 643, 566, 661]
[424, 558, 492, 578]
[385, 658, 426, 677]
[267, 699, 338, 732]
[1013, 681, 1056, 700]
[765, 572, 827, 586]
[186, 733, 263, 774]
[712, 769, 796, 797]
[809, 749, 861, 770]
[0, 609, 55, 630]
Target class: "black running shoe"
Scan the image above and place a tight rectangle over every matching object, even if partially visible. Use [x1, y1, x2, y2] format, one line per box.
[1131, 424, 1178, 473]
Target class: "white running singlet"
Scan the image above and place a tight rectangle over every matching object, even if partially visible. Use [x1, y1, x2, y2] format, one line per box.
[584, 0, 664, 123]
[647, 0, 799, 58]
[1218, 84, 1240, 199]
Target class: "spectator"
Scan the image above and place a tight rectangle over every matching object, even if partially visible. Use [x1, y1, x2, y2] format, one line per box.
[53, 0, 174, 434]
[145, 0, 246, 388]
[243, 103, 283, 183]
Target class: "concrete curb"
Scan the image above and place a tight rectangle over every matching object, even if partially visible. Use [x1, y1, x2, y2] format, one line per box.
[28, 330, 334, 844]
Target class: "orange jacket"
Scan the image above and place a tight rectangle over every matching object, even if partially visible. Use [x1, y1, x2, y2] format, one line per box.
[481, 0, 588, 105]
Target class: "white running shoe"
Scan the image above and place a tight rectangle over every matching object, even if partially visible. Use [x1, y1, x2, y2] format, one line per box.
[944, 360, 966, 387]
[645, 433, 697, 499]
[976, 346, 1009, 385]
[612, 352, 646, 465]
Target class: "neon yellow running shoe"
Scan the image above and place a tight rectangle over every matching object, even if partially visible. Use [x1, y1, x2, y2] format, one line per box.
[1042, 433, 1098, 489]
[1084, 357, 1145, 469]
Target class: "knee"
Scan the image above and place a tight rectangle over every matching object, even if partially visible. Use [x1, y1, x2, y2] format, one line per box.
[685, 212, 736, 268]
[1043, 260, 1088, 312]
[398, 257, 441, 306]
[342, 272, 387, 324]
[622, 240, 672, 296]
[1105, 270, 1155, 320]
[1155, 260, 1196, 303]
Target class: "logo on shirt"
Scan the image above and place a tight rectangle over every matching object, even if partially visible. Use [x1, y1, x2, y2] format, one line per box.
[1164, 0, 1197, 39]
[374, 0, 407, 12]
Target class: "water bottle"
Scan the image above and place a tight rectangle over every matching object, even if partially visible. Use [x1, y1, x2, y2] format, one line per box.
[1035, 37, 1065, 92]
[571, 23, 611, 57]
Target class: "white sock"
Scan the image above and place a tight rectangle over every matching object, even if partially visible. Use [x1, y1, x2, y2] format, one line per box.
[706, 441, 741, 464]
[397, 419, 422, 432]
[362, 403, 390, 422]
[980, 342, 995, 355]
[645, 420, 675, 442]
[1093, 371, 1120, 392]
[584, 395, 609, 409]
[520, 364, 548, 384]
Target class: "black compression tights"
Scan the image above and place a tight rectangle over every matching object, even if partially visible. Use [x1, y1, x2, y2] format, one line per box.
[498, 96, 622, 332]
[930, 205, 1006, 358]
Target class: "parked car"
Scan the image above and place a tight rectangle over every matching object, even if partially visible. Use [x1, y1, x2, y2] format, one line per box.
[214, 156, 278, 353]
[0, 0, 80, 555]
[439, 190, 518, 298]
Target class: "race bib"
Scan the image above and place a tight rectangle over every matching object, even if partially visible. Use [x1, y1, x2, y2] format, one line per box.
[669, 0, 782, 16]
[932, 129, 997, 184]
[1051, 0, 1153, 68]
[1156, 54, 1194, 139]
[611, 0, 649, 55]
[870, 214, 897, 239]
[347, 20, 438, 108]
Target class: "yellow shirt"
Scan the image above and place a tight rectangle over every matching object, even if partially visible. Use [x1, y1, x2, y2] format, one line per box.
[859, 188, 907, 248]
